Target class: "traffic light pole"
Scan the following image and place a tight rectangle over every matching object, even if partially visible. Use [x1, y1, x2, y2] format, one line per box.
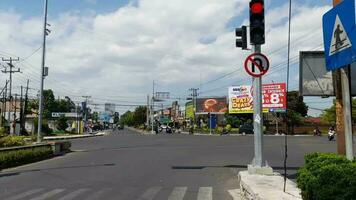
[252, 45, 263, 167]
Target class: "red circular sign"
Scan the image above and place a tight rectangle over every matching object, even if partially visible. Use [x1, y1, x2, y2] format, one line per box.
[244, 53, 269, 77]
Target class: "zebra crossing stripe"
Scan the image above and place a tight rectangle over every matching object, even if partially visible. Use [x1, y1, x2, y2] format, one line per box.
[197, 187, 212, 200]
[57, 188, 90, 200]
[85, 188, 112, 200]
[168, 187, 187, 200]
[228, 189, 241, 200]
[5, 189, 44, 200]
[28, 189, 65, 200]
[137, 186, 162, 200]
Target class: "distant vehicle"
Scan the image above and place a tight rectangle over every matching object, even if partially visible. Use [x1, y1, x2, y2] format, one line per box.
[166, 126, 172, 134]
[117, 124, 124, 130]
[92, 124, 103, 131]
[239, 124, 254, 134]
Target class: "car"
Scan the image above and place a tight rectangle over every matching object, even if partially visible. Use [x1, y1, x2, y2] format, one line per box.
[239, 124, 254, 134]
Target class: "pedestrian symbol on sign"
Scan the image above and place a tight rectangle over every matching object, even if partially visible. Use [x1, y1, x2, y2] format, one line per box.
[329, 15, 352, 56]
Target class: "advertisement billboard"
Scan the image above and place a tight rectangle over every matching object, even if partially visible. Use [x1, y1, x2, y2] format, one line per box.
[185, 101, 194, 119]
[229, 83, 287, 113]
[262, 83, 287, 112]
[228, 86, 253, 114]
[196, 97, 228, 114]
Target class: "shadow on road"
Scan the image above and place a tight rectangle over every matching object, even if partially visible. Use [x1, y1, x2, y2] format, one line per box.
[0, 163, 115, 178]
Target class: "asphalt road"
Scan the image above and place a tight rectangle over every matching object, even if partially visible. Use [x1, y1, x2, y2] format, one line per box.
[0, 129, 354, 200]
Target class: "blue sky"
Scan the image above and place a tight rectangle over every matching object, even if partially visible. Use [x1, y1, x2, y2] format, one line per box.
[0, 0, 335, 115]
[0, 0, 132, 18]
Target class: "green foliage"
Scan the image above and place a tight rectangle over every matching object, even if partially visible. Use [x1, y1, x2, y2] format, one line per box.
[33, 118, 53, 135]
[321, 99, 356, 124]
[224, 113, 252, 128]
[297, 153, 356, 200]
[0, 127, 7, 137]
[29, 90, 75, 119]
[120, 106, 148, 127]
[0, 136, 26, 148]
[225, 124, 232, 132]
[57, 116, 68, 131]
[0, 146, 53, 170]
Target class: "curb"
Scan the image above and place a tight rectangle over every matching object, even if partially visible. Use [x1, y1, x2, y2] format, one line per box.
[43, 131, 108, 141]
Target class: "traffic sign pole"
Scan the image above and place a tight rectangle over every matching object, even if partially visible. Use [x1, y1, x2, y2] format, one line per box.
[252, 44, 263, 167]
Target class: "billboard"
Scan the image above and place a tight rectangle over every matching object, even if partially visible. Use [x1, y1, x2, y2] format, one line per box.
[228, 86, 253, 113]
[299, 51, 335, 96]
[229, 83, 287, 113]
[196, 97, 228, 114]
[104, 103, 116, 114]
[185, 101, 194, 119]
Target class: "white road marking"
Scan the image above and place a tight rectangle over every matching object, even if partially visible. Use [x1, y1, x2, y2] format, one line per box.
[228, 189, 241, 200]
[137, 186, 162, 200]
[6, 189, 44, 200]
[57, 188, 89, 200]
[197, 187, 212, 200]
[85, 188, 112, 200]
[28, 189, 65, 200]
[168, 187, 187, 200]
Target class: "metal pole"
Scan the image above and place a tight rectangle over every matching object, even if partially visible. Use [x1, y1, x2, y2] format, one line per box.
[151, 80, 154, 133]
[209, 113, 212, 135]
[37, 0, 48, 143]
[341, 67, 354, 160]
[253, 44, 263, 167]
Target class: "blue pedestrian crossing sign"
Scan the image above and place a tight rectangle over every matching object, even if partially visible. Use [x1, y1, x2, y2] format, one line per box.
[322, 0, 356, 71]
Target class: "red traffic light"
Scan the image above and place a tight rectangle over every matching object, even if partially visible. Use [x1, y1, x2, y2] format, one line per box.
[251, 2, 263, 14]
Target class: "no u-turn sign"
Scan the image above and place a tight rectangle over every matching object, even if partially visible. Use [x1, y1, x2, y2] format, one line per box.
[244, 53, 269, 77]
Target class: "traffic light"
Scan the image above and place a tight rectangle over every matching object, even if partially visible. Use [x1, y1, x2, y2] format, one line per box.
[235, 26, 247, 50]
[249, 0, 265, 45]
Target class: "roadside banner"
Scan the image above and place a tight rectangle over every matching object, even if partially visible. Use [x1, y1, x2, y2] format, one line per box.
[228, 86, 253, 113]
[228, 83, 286, 113]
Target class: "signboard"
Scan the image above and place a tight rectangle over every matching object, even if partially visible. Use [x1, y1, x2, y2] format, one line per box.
[52, 112, 82, 118]
[185, 101, 194, 119]
[300, 51, 356, 96]
[229, 86, 253, 113]
[155, 92, 170, 100]
[104, 103, 116, 114]
[299, 51, 335, 96]
[262, 83, 287, 113]
[322, 0, 356, 70]
[228, 83, 287, 113]
[244, 53, 269, 77]
[196, 97, 228, 114]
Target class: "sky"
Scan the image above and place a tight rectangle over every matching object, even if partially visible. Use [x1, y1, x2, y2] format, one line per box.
[0, 0, 334, 116]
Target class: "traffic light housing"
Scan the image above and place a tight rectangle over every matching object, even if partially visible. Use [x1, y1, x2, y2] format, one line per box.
[249, 0, 265, 45]
[235, 26, 247, 50]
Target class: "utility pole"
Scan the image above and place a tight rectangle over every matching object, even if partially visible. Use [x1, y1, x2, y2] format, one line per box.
[0, 81, 9, 128]
[333, 0, 353, 160]
[82, 96, 91, 132]
[20, 86, 23, 135]
[333, 0, 346, 156]
[22, 80, 29, 135]
[13, 94, 17, 135]
[151, 80, 155, 133]
[2, 57, 20, 133]
[38, 0, 50, 143]
[146, 95, 150, 127]
[189, 88, 199, 129]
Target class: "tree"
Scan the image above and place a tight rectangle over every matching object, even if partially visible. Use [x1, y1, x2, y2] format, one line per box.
[132, 106, 147, 126]
[321, 99, 356, 124]
[286, 91, 308, 134]
[29, 90, 75, 119]
[57, 116, 68, 131]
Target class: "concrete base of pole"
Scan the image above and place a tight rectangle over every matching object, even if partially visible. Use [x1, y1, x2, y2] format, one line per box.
[247, 164, 274, 175]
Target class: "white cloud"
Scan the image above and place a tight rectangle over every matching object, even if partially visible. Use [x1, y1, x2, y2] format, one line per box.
[0, 0, 332, 114]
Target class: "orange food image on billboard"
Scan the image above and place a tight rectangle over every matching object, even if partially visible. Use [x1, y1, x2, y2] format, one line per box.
[203, 98, 228, 113]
